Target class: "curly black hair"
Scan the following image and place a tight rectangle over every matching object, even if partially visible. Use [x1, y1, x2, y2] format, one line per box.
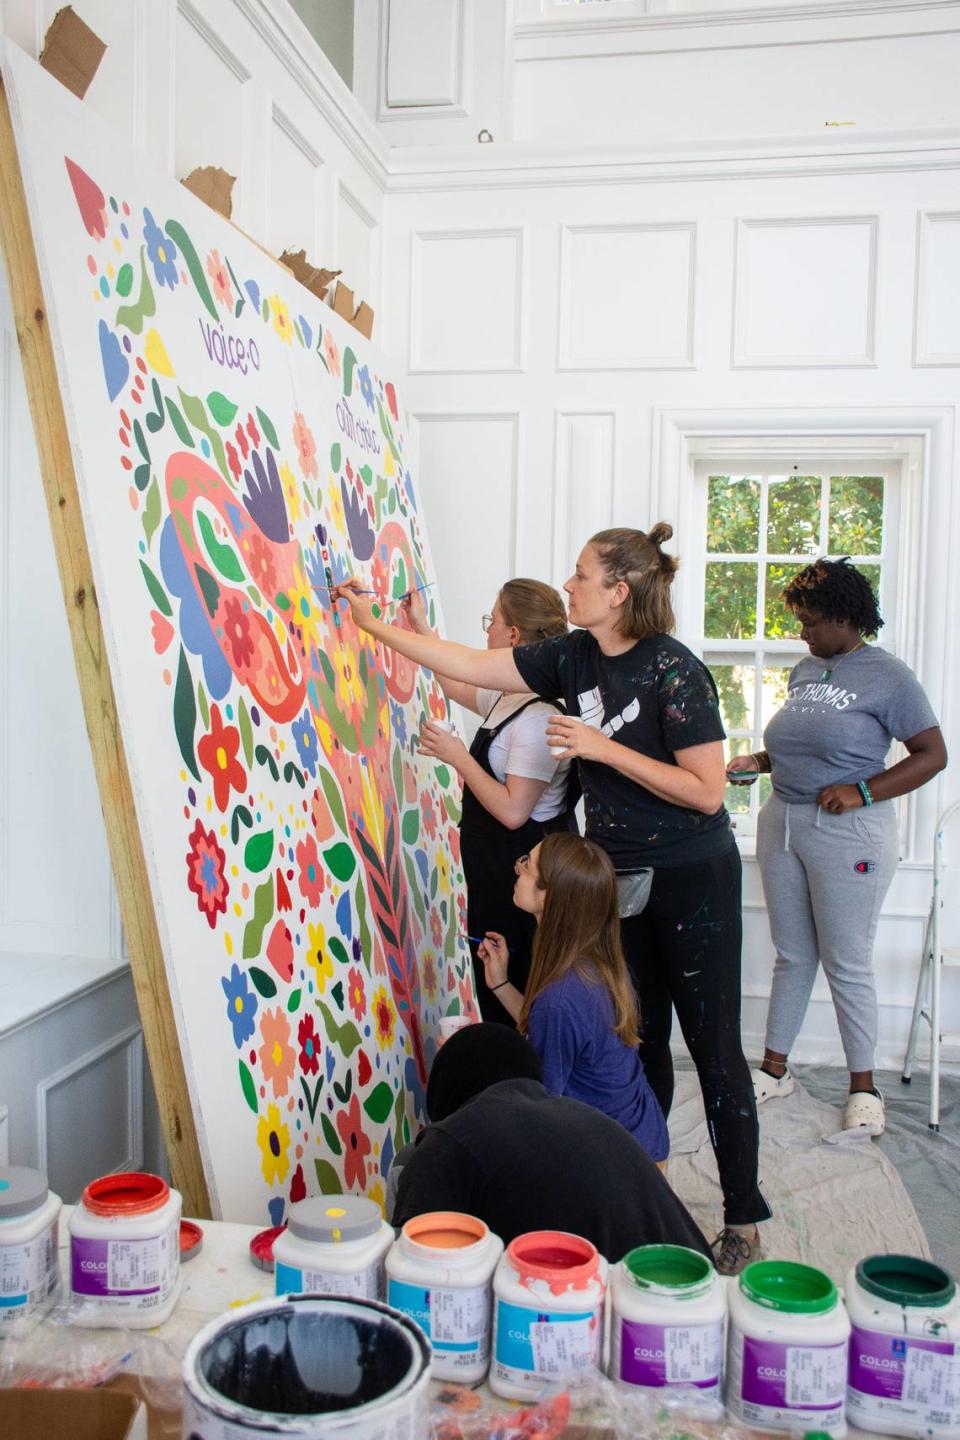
[781, 557, 884, 637]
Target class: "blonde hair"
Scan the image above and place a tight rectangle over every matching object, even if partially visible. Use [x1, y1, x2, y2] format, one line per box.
[518, 833, 639, 1048]
[498, 578, 568, 645]
[589, 524, 678, 639]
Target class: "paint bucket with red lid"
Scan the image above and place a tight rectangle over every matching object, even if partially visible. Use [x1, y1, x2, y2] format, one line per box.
[69, 1170, 182, 1327]
[490, 1230, 607, 1400]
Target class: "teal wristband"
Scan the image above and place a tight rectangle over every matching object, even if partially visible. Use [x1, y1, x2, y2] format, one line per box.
[857, 780, 874, 807]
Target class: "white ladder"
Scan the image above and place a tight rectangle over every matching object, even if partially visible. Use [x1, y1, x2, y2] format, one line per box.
[901, 800, 960, 1130]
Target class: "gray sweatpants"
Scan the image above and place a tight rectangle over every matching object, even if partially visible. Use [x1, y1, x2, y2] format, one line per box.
[756, 793, 899, 1071]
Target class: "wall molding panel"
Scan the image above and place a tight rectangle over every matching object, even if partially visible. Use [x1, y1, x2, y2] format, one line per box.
[558, 222, 696, 370]
[914, 209, 960, 365]
[383, 0, 468, 115]
[553, 413, 616, 579]
[36, 1025, 144, 1191]
[408, 228, 525, 374]
[732, 215, 879, 368]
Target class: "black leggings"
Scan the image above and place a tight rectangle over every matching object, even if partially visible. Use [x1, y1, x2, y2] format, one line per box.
[622, 844, 771, 1227]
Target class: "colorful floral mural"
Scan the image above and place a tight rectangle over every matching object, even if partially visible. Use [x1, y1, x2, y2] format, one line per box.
[12, 51, 477, 1224]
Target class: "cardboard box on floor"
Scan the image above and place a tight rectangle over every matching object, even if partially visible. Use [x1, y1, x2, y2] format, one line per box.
[0, 1388, 147, 1440]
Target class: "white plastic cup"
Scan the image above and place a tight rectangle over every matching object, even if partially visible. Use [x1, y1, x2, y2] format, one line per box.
[438, 1015, 472, 1045]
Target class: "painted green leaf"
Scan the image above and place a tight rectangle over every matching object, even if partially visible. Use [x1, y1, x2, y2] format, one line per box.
[391, 744, 403, 805]
[245, 830, 274, 873]
[287, 988, 302, 1014]
[116, 262, 133, 297]
[178, 388, 230, 484]
[401, 810, 419, 846]
[362, 1082, 393, 1125]
[239, 1059, 258, 1114]
[207, 390, 238, 427]
[116, 247, 156, 334]
[140, 559, 172, 616]
[165, 397, 195, 447]
[435, 764, 451, 789]
[403, 853, 425, 930]
[164, 219, 218, 320]
[256, 406, 279, 450]
[342, 347, 357, 397]
[324, 843, 356, 882]
[356, 879, 372, 970]
[248, 965, 277, 998]
[315, 1159, 342, 1194]
[443, 794, 461, 823]
[197, 510, 244, 582]
[238, 695, 254, 768]
[320, 1113, 342, 1156]
[255, 744, 280, 782]
[195, 563, 220, 618]
[142, 478, 161, 548]
[275, 590, 291, 610]
[328, 936, 349, 967]
[173, 646, 200, 780]
[242, 877, 275, 959]
[197, 680, 210, 730]
[315, 1000, 361, 1058]
[133, 418, 150, 462]
[330, 443, 341, 472]
[319, 769, 348, 835]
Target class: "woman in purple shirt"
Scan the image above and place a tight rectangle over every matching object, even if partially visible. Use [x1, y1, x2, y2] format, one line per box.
[478, 832, 669, 1163]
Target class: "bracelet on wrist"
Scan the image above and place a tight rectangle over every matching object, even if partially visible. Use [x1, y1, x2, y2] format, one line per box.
[857, 779, 874, 807]
[490, 979, 509, 992]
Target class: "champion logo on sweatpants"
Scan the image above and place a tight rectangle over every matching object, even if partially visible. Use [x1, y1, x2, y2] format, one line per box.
[854, 859, 876, 874]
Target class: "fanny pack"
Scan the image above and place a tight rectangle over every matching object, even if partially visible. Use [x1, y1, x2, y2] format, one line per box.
[616, 868, 653, 919]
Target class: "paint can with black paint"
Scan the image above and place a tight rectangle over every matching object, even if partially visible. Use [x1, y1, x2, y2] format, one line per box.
[181, 1294, 431, 1439]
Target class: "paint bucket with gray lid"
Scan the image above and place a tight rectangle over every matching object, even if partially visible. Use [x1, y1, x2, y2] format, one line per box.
[181, 1293, 431, 1438]
[274, 1197, 393, 1300]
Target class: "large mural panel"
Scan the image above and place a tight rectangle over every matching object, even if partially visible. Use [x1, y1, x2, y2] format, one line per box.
[2, 42, 475, 1221]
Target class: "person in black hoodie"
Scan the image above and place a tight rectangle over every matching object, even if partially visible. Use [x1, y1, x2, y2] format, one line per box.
[390, 1023, 710, 1264]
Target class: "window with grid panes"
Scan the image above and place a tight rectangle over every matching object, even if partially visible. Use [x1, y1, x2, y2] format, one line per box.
[693, 458, 898, 837]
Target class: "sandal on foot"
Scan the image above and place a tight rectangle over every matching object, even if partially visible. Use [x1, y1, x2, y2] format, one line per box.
[751, 1066, 795, 1104]
[843, 1088, 885, 1136]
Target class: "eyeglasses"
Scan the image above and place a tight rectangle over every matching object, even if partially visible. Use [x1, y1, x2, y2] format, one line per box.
[481, 613, 494, 634]
[514, 854, 531, 876]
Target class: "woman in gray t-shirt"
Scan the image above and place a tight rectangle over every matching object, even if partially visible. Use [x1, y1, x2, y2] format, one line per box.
[728, 558, 946, 1137]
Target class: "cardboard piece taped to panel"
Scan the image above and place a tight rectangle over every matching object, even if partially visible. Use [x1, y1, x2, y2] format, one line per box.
[333, 281, 375, 339]
[181, 166, 235, 219]
[279, 249, 340, 301]
[39, 7, 106, 100]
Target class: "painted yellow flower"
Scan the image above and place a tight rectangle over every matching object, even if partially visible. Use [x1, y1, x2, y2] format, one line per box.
[372, 985, 396, 1049]
[306, 920, 334, 994]
[270, 293, 292, 345]
[257, 1102, 290, 1185]
[288, 564, 323, 653]
[280, 461, 302, 523]
[326, 478, 346, 535]
[367, 1179, 386, 1217]
[332, 640, 367, 729]
[437, 851, 452, 897]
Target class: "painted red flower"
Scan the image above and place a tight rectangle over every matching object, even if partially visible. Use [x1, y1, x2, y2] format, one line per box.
[428, 685, 447, 721]
[298, 1013, 321, 1076]
[347, 965, 366, 1022]
[65, 158, 107, 239]
[226, 441, 242, 482]
[336, 1094, 372, 1190]
[234, 420, 250, 460]
[457, 893, 468, 932]
[246, 413, 261, 449]
[150, 609, 174, 654]
[296, 834, 324, 907]
[430, 910, 443, 948]
[447, 825, 461, 864]
[459, 978, 479, 1022]
[370, 555, 389, 602]
[197, 704, 247, 812]
[289, 1162, 307, 1205]
[245, 532, 277, 597]
[421, 792, 438, 841]
[223, 597, 255, 668]
[185, 819, 228, 928]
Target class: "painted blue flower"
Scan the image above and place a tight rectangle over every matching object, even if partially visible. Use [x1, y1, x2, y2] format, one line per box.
[243, 448, 288, 542]
[358, 364, 374, 412]
[292, 710, 319, 777]
[160, 517, 231, 698]
[143, 208, 178, 289]
[390, 701, 407, 748]
[298, 315, 313, 348]
[405, 1056, 425, 1118]
[403, 469, 417, 512]
[379, 1126, 394, 1180]
[245, 278, 261, 311]
[340, 476, 375, 561]
[221, 963, 257, 1048]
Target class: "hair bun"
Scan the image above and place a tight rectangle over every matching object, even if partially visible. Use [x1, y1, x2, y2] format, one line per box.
[648, 521, 673, 549]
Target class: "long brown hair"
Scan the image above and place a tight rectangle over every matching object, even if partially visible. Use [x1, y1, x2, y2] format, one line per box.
[498, 578, 568, 644]
[590, 524, 678, 639]
[517, 833, 639, 1047]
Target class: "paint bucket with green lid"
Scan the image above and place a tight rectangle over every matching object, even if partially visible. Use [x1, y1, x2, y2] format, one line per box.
[726, 1260, 850, 1436]
[608, 1244, 724, 1398]
[846, 1253, 960, 1438]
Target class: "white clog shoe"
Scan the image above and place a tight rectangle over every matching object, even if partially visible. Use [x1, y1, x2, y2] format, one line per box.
[751, 1066, 795, 1104]
[843, 1088, 885, 1136]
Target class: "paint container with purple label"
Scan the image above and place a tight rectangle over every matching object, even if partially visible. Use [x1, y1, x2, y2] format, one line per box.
[845, 1254, 960, 1438]
[726, 1260, 850, 1436]
[608, 1244, 724, 1403]
[69, 1171, 181, 1327]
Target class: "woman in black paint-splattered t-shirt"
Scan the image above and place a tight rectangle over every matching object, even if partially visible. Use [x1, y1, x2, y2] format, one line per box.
[333, 524, 769, 1274]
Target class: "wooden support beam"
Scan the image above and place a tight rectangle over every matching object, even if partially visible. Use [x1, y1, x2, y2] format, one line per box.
[0, 75, 210, 1218]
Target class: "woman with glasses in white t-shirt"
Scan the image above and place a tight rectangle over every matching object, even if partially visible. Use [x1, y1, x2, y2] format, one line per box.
[405, 579, 577, 1022]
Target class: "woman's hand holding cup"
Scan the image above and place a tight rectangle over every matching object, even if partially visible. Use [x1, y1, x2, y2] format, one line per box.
[726, 754, 761, 786]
